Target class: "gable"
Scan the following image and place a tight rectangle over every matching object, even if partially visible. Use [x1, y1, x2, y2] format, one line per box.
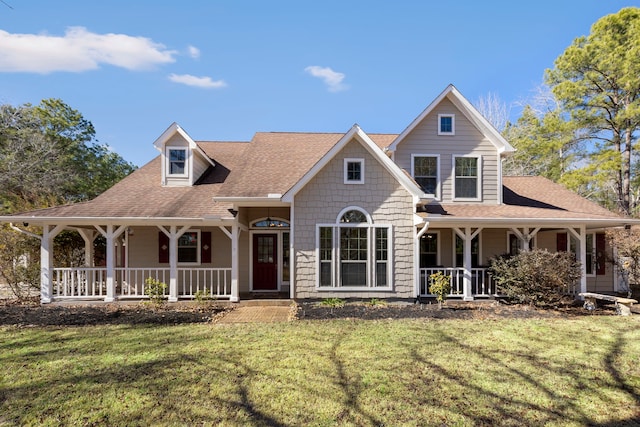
[282, 125, 425, 204]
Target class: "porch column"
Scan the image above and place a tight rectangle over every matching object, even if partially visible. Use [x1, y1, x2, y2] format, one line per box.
[158, 225, 190, 302]
[231, 224, 239, 302]
[77, 229, 97, 267]
[510, 227, 540, 252]
[96, 225, 126, 302]
[568, 226, 587, 295]
[40, 224, 64, 304]
[454, 227, 481, 301]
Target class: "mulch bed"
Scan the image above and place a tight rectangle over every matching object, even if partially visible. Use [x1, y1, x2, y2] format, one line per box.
[0, 297, 619, 327]
[297, 300, 615, 320]
[0, 298, 231, 327]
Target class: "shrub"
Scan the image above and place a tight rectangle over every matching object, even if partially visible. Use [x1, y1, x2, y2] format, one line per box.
[145, 277, 167, 306]
[489, 249, 581, 307]
[429, 271, 451, 308]
[319, 298, 345, 308]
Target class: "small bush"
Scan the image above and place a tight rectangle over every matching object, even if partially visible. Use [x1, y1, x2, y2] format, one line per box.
[489, 249, 581, 307]
[319, 298, 345, 308]
[429, 271, 451, 308]
[367, 298, 386, 306]
[194, 290, 214, 303]
[145, 277, 167, 306]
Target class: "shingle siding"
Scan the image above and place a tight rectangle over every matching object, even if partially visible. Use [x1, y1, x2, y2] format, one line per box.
[394, 98, 499, 204]
[293, 138, 415, 299]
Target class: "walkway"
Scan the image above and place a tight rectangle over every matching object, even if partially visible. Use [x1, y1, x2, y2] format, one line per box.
[216, 300, 296, 323]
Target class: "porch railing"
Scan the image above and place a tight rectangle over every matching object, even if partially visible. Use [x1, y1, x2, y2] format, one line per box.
[52, 267, 232, 300]
[419, 267, 500, 298]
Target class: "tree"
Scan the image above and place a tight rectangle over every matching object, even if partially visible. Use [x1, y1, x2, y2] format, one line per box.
[503, 104, 577, 181]
[475, 92, 509, 132]
[546, 7, 640, 216]
[0, 99, 136, 297]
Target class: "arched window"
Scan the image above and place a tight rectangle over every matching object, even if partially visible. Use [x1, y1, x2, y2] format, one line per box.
[251, 218, 289, 228]
[318, 207, 391, 289]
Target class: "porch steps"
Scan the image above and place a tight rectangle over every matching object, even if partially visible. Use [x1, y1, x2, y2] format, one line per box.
[239, 299, 295, 307]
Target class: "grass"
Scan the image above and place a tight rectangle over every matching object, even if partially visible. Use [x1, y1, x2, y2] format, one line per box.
[2, 317, 640, 426]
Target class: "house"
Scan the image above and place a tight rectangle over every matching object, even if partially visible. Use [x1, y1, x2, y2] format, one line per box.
[3, 85, 636, 304]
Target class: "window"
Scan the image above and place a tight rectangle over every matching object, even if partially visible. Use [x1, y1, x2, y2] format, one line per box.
[177, 231, 199, 264]
[438, 114, 455, 135]
[454, 156, 480, 199]
[557, 232, 605, 276]
[412, 155, 439, 196]
[317, 208, 391, 288]
[167, 148, 187, 176]
[344, 158, 364, 184]
[420, 232, 439, 267]
[455, 234, 480, 267]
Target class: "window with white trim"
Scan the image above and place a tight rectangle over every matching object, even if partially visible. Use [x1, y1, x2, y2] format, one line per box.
[507, 232, 536, 255]
[344, 158, 364, 184]
[412, 155, 439, 197]
[453, 156, 481, 200]
[167, 147, 188, 176]
[438, 114, 455, 135]
[178, 230, 200, 264]
[317, 208, 391, 288]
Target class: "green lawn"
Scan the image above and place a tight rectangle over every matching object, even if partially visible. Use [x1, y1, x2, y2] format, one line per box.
[2, 317, 640, 426]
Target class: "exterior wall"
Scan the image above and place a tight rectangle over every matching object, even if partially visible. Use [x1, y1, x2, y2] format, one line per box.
[127, 225, 231, 269]
[293, 138, 415, 299]
[394, 98, 500, 204]
[481, 229, 507, 264]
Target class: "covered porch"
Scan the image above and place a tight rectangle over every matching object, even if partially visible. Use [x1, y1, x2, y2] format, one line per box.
[20, 220, 243, 304]
[415, 221, 617, 301]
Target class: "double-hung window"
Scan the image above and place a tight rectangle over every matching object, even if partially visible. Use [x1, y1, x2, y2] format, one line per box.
[318, 208, 391, 289]
[453, 156, 481, 200]
[412, 155, 439, 197]
[167, 148, 188, 176]
[177, 230, 200, 264]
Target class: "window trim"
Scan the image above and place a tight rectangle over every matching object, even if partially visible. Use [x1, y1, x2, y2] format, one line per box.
[177, 229, 201, 265]
[452, 155, 482, 201]
[411, 154, 440, 199]
[166, 146, 189, 178]
[438, 114, 455, 135]
[344, 158, 365, 184]
[316, 207, 392, 290]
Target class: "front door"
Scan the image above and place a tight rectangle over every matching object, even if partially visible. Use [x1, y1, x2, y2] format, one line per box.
[253, 234, 278, 291]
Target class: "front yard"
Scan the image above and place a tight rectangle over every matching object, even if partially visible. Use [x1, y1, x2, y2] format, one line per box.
[2, 310, 640, 426]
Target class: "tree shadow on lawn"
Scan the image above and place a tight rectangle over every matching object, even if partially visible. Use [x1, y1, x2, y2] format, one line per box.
[408, 328, 640, 426]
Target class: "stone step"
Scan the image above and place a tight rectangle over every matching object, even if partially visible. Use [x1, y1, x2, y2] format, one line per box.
[240, 299, 294, 307]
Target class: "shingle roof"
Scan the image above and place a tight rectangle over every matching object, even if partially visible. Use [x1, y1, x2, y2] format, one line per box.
[9, 133, 396, 220]
[422, 176, 626, 222]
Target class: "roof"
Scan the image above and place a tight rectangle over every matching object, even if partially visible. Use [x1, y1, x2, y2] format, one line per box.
[420, 176, 632, 227]
[6, 132, 398, 221]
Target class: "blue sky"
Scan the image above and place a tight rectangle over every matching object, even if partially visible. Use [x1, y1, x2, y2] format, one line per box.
[0, 1, 638, 167]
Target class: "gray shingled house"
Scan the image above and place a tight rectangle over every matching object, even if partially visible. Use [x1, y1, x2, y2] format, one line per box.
[2, 85, 636, 304]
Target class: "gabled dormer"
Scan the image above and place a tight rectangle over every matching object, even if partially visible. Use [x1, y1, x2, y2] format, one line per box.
[153, 123, 215, 187]
[387, 85, 515, 205]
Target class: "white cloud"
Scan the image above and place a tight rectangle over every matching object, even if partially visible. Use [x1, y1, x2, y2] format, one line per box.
[304, 65, 348, 92]
[168, 73, 227, 89]
[187, 45, 200, 59]
[0, 27, 177, 73]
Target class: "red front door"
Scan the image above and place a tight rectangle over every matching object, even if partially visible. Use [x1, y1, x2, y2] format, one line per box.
[253, 234, 278, 291]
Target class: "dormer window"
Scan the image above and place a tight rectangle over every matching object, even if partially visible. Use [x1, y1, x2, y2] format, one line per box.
[167, 148, 187, 176]
[438, 114, 455, 135]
